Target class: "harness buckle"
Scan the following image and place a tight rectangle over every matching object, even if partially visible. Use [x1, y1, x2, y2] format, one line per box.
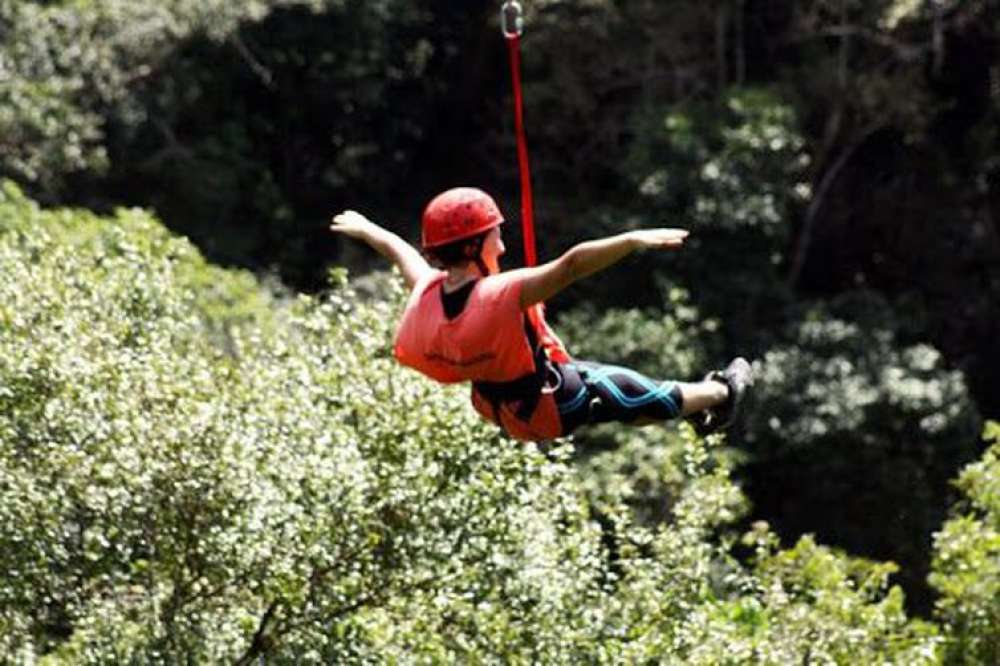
[541, 360, 562, 395]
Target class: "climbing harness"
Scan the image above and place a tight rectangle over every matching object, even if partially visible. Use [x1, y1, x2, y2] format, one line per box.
[473, 319, 551, 425]
[501, 1, 537, 267]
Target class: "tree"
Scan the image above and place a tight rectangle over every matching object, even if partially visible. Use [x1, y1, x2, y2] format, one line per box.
[0, 0, 331, 197]
[616, 87, 808, 338]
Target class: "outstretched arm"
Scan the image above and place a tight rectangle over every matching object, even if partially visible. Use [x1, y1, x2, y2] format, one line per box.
[514, 228, 689, 309]
[331, 210, 435, 290]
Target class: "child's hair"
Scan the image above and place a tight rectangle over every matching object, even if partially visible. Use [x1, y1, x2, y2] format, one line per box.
[423, 232, 488, 269]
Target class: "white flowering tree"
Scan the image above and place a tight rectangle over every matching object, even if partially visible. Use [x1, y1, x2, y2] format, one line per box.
[0, 181, 606, 661]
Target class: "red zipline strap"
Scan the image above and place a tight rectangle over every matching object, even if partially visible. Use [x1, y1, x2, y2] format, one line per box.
[502, 4, 571, 362]
[504, 29, 537, 267]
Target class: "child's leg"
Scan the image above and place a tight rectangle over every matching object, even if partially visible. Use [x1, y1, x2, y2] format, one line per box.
[553, 361, 687, 433]
[675, 380, 729, 415]
[553, 360, 734, 435]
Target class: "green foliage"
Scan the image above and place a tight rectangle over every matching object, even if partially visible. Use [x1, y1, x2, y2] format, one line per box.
[106, 0, 460, 286]
[618, 87, 807, 341]
[556, 286, 717, 382]
[930, 422, 1000, 664]
[744, 291, 982, 610]
[732, 532, 942, 665]
[575, 426, 940, 664]
[0, 0, 497, 287]
[576, 425, 734, 530]
[0, 0, 328, 195]
[631, 88, 809, 239]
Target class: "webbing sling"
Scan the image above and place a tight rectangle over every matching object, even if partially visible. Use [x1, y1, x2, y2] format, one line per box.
[503, 2, 560, 361]
[480, 3, 557, 434]
[502, 1, 537, 267]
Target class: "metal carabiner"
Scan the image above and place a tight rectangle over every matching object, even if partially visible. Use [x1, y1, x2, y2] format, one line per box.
[501, 1, 524, 38]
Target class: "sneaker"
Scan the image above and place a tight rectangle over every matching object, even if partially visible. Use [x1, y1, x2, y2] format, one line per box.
[689, 357, 753, 435]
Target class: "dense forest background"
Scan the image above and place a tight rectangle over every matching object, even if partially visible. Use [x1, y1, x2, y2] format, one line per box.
[1, 0, 999, 661]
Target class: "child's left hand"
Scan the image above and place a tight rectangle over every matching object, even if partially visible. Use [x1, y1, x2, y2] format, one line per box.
[330, 210, 380, 241]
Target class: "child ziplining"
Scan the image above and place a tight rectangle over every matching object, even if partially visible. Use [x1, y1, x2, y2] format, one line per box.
[331, 187, 752, 441]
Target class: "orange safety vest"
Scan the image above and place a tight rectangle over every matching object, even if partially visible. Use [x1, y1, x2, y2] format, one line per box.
[394, 271, 570, 441]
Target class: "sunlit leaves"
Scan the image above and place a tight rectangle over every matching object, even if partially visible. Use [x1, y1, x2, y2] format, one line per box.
[556, 286, 714, 383]
[930, 422, 1000, 664]
[746, 293, 979, 451]
[632, 88, 809, 239]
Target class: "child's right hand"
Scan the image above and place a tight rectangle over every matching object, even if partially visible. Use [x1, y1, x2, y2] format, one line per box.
[330, 210, 379, 241]
[630, 228, 689, 250]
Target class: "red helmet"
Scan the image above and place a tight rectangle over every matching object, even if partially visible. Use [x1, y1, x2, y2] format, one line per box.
[421, 187, 504, 249]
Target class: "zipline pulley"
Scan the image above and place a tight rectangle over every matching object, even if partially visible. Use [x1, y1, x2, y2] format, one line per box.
[501, 1, 524, 38]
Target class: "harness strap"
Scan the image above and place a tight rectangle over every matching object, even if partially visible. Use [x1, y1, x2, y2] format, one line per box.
[473, 317, 548, 426]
